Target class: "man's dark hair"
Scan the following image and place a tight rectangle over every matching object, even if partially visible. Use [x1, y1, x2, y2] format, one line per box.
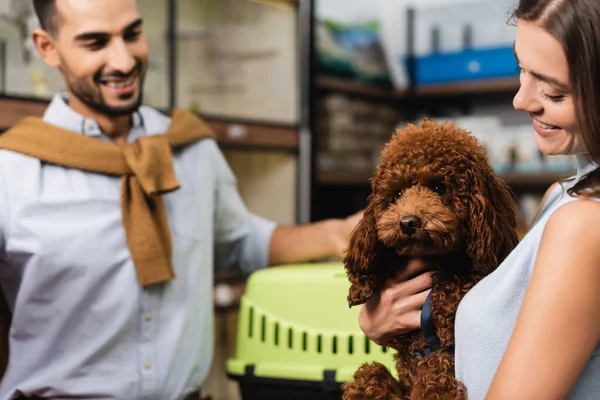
[32, 0, 59, 36]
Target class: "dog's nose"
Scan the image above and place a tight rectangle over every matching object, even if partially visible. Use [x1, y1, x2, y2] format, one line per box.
[400, 215, 421, 234]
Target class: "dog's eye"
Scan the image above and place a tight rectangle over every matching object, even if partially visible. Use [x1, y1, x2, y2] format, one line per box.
[432, 183, 447, 195]
[392, 190, 402, 201]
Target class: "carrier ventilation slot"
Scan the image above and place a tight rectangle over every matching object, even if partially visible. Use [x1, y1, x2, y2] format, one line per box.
[260, 315, 267, 342]
[348, 335, 354, 354]
[364, 335, 371, 354]
[317, 334, 322, 353]
[248, 307, 254, 338]
[287, 327, 293, 349]
[274, 323, 280, 346]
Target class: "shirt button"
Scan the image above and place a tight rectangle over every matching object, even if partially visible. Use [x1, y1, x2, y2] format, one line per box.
[145, 312, 153, 321]
[144, 362, 152, 370]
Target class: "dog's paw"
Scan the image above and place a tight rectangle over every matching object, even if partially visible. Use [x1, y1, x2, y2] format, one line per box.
[341, 362, 405, 400]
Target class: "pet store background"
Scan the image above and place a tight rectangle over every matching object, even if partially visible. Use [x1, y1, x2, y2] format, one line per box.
[0, 0, 572, 399]
[313, 0, 571, 236]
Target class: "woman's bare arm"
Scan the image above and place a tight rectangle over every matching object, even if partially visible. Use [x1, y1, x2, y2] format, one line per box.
[486, 200, 600, 400]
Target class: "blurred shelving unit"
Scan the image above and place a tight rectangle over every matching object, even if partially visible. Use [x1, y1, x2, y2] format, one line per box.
[0, 95, 299, 152]
[310, 72, 574, 221]
[307, 4, 574, 225]
[414, 76, 521, 97]
[316, 77, 408, 100]
[5, 76, 520, 158]
[317, 168, 573, 189]
[0, 0, 305, 155]
[316, 75, 521, 99]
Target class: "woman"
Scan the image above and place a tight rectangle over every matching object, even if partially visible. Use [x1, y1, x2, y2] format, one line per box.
[358, 0, 600, 398]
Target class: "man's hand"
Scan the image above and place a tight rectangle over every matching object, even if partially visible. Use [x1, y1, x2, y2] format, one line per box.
[268, 209, 364, 265]
[331, 209, 364, 258]
[358, 258, 434, 345]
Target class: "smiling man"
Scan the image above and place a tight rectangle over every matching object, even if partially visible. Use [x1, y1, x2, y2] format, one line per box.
[32, 0, 148, 143]
[0, 1, 363, 399]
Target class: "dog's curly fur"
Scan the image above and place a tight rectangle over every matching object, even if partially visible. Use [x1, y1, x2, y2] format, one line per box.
[341, 119, 520, 400]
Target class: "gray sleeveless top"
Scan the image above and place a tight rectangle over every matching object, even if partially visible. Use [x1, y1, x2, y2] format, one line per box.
[455, 154, 600, 399]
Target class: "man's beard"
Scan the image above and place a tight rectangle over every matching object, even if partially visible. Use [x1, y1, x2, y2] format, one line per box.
[61, 61, 145, 117]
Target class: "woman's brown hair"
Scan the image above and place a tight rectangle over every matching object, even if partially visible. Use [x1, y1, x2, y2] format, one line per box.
[511, 0, 600, 197]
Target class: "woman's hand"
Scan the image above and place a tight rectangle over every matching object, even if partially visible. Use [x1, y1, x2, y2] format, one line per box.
[358, 258, 434, 345]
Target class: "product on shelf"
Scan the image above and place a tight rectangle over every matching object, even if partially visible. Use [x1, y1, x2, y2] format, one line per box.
[317, 93, 401, 173]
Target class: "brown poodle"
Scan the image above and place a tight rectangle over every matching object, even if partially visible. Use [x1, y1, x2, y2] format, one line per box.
[342, 119, 520, 400]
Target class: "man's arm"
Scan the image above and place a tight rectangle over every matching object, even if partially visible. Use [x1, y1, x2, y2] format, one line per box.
[210, 141, 363, 272]
[268, 210, 363, 266]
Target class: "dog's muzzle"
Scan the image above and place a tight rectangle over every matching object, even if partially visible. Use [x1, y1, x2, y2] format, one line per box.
[400, 215, 421, 235]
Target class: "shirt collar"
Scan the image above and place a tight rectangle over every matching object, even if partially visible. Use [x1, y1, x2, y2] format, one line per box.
[42, 92, 145, 138]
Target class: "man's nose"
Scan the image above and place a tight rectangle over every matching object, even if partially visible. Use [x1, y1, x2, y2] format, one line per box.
[106, 39, 136, 74]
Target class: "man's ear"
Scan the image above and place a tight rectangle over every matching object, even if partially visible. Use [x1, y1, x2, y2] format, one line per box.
[31, 28, 60, 68]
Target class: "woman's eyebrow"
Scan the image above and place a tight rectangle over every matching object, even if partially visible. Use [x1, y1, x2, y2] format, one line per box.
[513, 41, 570, 92]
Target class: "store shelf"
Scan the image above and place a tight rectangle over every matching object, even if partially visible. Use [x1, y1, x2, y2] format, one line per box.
[318, 169, 375, 185]
[201, 114, 298, 151]
[0, 96, 298, 151]
[415, 76, 521, 97]
[499, 171, 574, 187]
[250, 0, 298, 8]
[318, 168, 573, 188]
[316, 77, 407, 100]
[316, 76, 521, 100]
[0, 96, 49, 124]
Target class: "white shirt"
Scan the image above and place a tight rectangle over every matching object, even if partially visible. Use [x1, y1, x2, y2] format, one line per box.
[0, 94, 276, 400]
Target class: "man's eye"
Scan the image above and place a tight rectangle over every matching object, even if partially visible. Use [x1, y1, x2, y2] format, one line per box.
[85, 41, 106, 50]
[124, 31, 141, 41]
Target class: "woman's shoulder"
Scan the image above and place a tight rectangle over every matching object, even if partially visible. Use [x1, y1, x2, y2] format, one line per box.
[543, 198, 600, 256]
[550, 196, 600, 220]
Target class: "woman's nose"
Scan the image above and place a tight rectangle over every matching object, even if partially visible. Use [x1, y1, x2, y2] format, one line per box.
[513, 74, 542, 113]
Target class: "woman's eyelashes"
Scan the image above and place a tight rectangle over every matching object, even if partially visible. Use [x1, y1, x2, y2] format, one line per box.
[540, 90, 565, 103]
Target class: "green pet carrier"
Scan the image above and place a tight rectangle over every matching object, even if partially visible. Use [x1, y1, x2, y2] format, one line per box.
[226, 262, 397, 400]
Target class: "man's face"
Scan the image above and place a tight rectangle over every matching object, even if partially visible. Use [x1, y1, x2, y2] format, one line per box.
[43, 0, 149, 116]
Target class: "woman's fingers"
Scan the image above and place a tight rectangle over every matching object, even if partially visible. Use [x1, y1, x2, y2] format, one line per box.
[359, 258, 437, 343]
[376, 309, 423, 345]
[394, 258, 430, 282]
[385, 270, 434, 301]
[394, 309, 422, 333]
[398, 309, 423, 331]
[402, 288, 432, 311]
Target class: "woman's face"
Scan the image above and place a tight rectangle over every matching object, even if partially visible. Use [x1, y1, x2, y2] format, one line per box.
[512, 19, 585, 155]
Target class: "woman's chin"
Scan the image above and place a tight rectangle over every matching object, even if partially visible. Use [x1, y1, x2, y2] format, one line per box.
[534, 133, 575, 156]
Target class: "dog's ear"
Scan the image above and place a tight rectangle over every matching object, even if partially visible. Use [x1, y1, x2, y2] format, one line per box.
[343, 197, 392, 307]
[467, 170, 520, 274]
